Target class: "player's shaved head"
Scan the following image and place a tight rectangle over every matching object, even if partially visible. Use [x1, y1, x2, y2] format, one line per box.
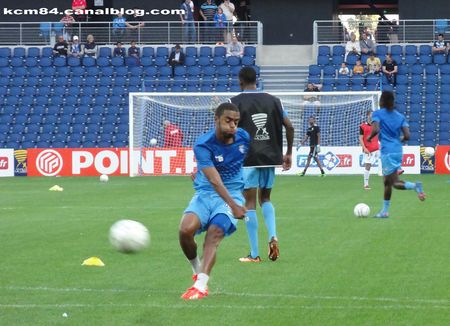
[215, 102, 239, 117]
[239, 67, 257, 87]
[380, 91, 395, 111]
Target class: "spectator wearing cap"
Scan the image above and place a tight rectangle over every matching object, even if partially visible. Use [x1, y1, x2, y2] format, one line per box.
[53, 35, 68, 57]
[113, 42, 126, 57]
[168, 44, 186, 76]
[68, 35, 82, 57]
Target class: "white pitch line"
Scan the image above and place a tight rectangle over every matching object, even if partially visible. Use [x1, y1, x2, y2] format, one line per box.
[3, 286, 450, 306]
[0, 303, 448, 311]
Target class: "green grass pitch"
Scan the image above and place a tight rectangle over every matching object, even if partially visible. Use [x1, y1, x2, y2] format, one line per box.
[0, 175, 449, 325]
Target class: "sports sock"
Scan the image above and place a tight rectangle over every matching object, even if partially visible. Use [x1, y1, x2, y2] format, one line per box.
[244, 210, 259, 258]
[364, 170, 370, 186]
[193, 273, 209, 292]
[261, 202, 277, 240]
[382, 200, 390, 213]
[404, 181, 416, 190]
[189, 256, 201, 275]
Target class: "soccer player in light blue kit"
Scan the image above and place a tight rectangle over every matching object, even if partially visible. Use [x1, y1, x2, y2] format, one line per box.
[179, 103, 249, 300]
[367, 91, 425, 218]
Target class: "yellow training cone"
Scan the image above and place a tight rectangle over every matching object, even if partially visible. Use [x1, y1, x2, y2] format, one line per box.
[82, 257, 105, 267]
[49, 185, 64, 192]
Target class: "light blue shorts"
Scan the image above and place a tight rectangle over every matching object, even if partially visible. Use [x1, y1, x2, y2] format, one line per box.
[183, 191, 243, 236]
[243, 167, 275, 189]
[381, 152, 402, 176]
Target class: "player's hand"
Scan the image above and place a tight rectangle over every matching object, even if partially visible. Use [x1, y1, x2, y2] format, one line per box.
[282, 154, 292, 171]
[231, 205, 247, 219]
[316, 145, 321, 153]
[190, 171, 197, 181]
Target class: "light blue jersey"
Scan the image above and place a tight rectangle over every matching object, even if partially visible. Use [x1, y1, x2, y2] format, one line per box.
[372, 108, 409, 155]
[193, 128, 250, 193]
[184, 128, 250, 235]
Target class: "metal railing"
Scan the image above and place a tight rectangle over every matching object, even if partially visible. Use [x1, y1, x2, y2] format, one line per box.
[314, 19, 449, 45]
[0, 21, 262, 46]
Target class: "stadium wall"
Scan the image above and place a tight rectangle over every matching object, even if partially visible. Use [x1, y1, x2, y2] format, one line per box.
[399, 0, 450, 19]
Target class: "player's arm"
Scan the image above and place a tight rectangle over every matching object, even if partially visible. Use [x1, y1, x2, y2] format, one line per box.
[282, 116, 294, 170]
[202, 167, 246, 219]
[367, 121, 379, 142]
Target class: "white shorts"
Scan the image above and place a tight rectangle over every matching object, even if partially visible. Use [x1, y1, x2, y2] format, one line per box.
[364, 150, 380, 165]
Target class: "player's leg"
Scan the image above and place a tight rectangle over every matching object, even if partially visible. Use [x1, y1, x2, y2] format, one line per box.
[364, 162, 371, 189]
[240, 168, 261, 262]
[313, 152, 326, 176]
[392, 176, 426, 201]
[258, 168, 279, 261]
[179, 213, 202, 274]
[300, 146, 314, 176]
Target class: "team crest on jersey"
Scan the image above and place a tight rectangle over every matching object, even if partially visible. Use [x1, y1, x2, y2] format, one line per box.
[239, 145, 246, 154]
[215, 154, 224, 162]
[251, 113, 270, 141]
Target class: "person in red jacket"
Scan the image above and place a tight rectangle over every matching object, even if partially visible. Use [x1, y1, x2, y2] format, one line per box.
[164, 120, 184, 147]
[359, 110, 380, 189]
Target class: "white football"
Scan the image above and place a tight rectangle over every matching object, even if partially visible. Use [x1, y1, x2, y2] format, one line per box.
[100, 174, 109, 182]
[354, 203, 370, 217]
[424, 147, 435, 157]
[150, 138, 157, 145]
[109, 219, 150, 253]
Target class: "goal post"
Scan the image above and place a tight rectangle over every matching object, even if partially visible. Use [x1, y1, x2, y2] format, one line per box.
[129, 91, 381, 176]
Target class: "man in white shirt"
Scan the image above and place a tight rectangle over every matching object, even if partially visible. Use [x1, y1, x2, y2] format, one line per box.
[226, 36, 244, 57]
[345, 32, 361, 61]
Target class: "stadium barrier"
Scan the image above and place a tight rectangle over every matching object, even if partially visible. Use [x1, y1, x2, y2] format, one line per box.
[0, 21, 262, 46]
[21, 146, 424, 177]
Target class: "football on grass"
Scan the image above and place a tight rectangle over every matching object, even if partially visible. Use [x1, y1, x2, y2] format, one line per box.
[109, 219, 150, 253]
[354, 203, 370, 217]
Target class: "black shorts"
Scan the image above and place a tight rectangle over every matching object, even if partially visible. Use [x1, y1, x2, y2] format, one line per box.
[308, 146, 318, 158]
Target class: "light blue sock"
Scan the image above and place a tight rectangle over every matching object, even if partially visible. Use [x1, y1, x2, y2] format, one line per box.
[382, 200, 390, 213]
[261, 202, 277, 241]
[244, 210, 259, 258]
[404, 181, 415, 190]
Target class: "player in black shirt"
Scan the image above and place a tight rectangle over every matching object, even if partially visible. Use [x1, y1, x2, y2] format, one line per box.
[298, 116, 325, 176]
[230, 67, 294, 262]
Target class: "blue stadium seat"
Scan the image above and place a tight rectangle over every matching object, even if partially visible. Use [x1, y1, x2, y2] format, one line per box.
[97, 57, 109, 67]
[0, 47, 11, 58]
[41, 47, 53, 57]
[25, 57, 39, 67]
[226, 56, 240, 66]
[154, 56, 167, 67]
[317, 55, 330, 65]
[156, 47, 169, 57]
[199, 46, 212, 57]
[111, 56, 124, 66]
[419, 45, 432, 55]
[244, 46, 256, 57]
[185, 46, 197, 57]
[213, 56, 225, 66]
[214, 46, 226, 57]
[405, 45, 417, 56]
[433, 54, 446, 64]
[185, 56, 197, 66]
[376, 45, 388, 56]
[419, 54, 432, 65]
[53, 56, 66, 67]
[142, 47, 155, 57]
[68, 57, 81, 66]
[140, 56, 153, 66]
[404, 55, 417, 65]
[410, 64, 424, 75]
[99, 47, 112, 58]
[187, 66, 201, 77]
[28, 47, 40, 58]
[198, 56, 211, 66]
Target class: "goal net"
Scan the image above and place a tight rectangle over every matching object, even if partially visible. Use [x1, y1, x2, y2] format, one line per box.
[129, 91, 380, 176]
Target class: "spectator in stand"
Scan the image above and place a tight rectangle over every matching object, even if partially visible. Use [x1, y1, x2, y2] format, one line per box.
[345, 32, 361, 62]
[200, 0, 218, 43]
[180, 0, 196, 43]
[128, 40, 140, 64]
[382, 53, 398, 86]
[68, 35, 82, 57]
[53, 35, 68, 57]
[304, 83, 321, 104]
[113, 41, 126, 57]
[226, 35, 244, 58]
[168, 44, 186, 77]
[366, 52, 381, 74]
[353, 59, 365, 75]
[235, 0, 250, 41]
[432, 33, 450, 55]
[219, 0, 235, 43]
[83, 34, 97, 58]
[164, 120, 184, 147]
[214, 7, 227, 45]
[112, 13, 127, 41]
[360, 32, 375, 55]
[338, 62, 350, 75]
[126, 8, 145, 42]
[60, 13, 75, 41]
[71, 0, 87, 22]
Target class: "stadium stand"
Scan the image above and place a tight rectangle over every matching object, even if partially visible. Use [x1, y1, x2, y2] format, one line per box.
[310, 44, 449, 146]
[0, 45, 259, 149]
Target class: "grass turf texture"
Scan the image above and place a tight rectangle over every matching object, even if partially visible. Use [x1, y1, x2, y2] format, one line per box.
[0, 175, 449, 325]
